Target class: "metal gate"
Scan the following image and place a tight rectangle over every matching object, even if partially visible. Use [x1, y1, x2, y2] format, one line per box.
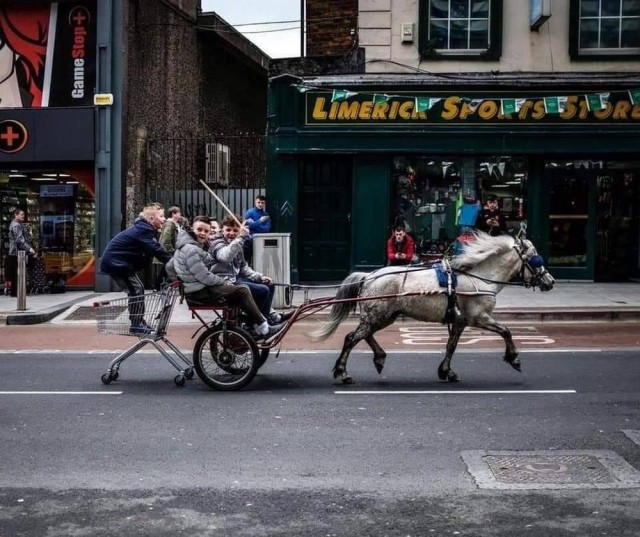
[145, 134, 266, 223]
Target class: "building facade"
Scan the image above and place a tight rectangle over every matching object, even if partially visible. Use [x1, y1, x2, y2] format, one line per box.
[267, 0, 640, 282]
[0, 0, 268, 292]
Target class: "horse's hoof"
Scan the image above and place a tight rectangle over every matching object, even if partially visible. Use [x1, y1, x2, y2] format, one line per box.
[447, 371, 460, 382]
[374, 362, 384, 374]
[341, 375, 355, 385]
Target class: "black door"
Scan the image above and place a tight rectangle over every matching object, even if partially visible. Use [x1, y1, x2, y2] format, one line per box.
[298, 157, 352, 281]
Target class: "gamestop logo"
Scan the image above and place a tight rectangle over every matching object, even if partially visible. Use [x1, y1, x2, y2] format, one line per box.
[69, 6, 90, 99]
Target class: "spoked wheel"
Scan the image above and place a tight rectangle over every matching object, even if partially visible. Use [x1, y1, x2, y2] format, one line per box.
[192, 325, 259, 391]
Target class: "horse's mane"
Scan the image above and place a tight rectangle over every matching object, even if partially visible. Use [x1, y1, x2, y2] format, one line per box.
[450, 231, 515, 271]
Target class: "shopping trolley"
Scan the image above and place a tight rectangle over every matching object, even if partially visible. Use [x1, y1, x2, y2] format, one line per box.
[95, 282, 194, 386]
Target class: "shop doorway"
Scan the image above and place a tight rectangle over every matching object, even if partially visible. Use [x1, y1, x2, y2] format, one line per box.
[298, 157, 352, 281]
[539, 160, 640, 281]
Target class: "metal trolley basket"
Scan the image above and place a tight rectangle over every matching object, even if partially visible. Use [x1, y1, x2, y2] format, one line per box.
[95, 282, 194, 386]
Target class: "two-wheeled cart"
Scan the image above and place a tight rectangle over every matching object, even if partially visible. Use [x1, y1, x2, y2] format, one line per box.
[95, 282, 194, 386]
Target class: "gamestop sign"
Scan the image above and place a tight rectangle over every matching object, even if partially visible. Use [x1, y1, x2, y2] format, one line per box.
[0, 1, 96, 108]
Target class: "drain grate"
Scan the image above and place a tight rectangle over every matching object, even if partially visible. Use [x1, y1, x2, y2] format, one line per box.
[462, 450, 640, 490]
[64, 305, 125, 321]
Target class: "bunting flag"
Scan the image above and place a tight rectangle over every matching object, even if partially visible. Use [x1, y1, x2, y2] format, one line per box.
[544, 96, 568, 114]
[629, 88, 640, 105]
[331, 89, 357, 102]
[373, 93, 390, 105]
[293, 84, 309, 93]
[415, 97, 441, 112]
[500, 98, 526, 115]
[460, 98, 483, 113]
[585, 92, 610, 111]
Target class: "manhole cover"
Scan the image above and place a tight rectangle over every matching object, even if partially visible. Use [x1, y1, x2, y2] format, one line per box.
[462, 450, 640, 490]
[65, 305, 125, 321]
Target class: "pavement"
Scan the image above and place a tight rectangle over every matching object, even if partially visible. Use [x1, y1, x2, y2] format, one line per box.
[1, 281, 640, 326]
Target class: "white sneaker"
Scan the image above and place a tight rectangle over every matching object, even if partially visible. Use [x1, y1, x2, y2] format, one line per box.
[268, 312, 282, 324]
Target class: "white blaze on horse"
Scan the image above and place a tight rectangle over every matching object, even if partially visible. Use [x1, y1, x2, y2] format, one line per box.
[311, 231, 555, 384]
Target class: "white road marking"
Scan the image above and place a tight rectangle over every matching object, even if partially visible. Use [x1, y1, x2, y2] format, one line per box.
[399, 325, 556, 345]
[0, 391, 122, 395]
[335, 390, 577, 395]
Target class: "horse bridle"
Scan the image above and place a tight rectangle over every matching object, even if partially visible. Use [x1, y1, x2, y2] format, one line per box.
[512, 238, 550, 289]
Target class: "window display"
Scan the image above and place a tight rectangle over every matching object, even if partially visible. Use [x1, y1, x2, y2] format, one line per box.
[0, 169, 95, 289]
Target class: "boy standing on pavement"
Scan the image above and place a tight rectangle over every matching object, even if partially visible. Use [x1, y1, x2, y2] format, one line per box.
[6, 208, 36, 297]
[242, 195, 271, 263]
[100, 203, 172, 334]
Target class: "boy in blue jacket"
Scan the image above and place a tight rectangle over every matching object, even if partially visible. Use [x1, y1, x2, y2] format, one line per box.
[242, 195, 271, 263]
[100, 203, 172, 334]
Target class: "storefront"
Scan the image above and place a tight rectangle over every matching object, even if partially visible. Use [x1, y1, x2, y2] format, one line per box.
[266, 74, 640, 282]
[0, 1, 98, 290]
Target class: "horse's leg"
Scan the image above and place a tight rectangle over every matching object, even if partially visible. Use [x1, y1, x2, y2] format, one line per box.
[333, 320, 376, 384]
[365, 314, 398, 374]
[474, 314, 521, 371]
[366, 335, 387, 374]
[438, 321, 466, 382]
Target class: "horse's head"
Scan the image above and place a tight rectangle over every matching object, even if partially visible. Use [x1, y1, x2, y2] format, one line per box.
[513, 238, 555, 291]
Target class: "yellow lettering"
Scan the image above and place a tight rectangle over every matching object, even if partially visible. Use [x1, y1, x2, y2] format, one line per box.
[459, 102, 474, 119]
[531, 100, 545, 119]
[372, 102, 389, 119]
[478, 100, 498, 120]
[518, 100, 533, 119]
[389, 101, 400, 119]
[398, 101, 413, 119]
[578, 99, 589, 119]
[337, 101, 359, 119]
[312, 97, 327, 120]
[560, 96, 578, 119]
[329, 102, 339, 119]
[632, 104, 640, 119]
[359, 101, 373, 119]
[612, 100, 631, 119]
[441, 97, 460, 120]
[593, 101, 613, 119]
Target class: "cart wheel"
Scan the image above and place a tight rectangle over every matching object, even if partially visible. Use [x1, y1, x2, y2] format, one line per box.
[192, 325, 258, 391]
[256, 348, 270, 370]
[101, 373, 113, 385]
[111, 370, 119, 381]
[184, 367, 194, 379]
[174, 374, 186, 387]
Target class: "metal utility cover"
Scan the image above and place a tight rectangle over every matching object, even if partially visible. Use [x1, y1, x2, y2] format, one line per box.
[462, 450, 640, 490]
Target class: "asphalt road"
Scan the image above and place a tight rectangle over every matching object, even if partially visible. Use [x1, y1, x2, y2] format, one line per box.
[0, 349, 639, 536]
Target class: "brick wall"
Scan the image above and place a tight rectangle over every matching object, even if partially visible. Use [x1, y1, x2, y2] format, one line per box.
[306, 0, 358, 56]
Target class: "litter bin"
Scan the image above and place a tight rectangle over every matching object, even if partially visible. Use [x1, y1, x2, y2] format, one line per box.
[252, 233, 291, 308]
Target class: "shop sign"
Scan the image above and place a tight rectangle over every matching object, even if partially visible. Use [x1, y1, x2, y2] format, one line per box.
[93, 93, 114, 106]
[40, 184, 74, 197]
[0, 120, 29, 153]
[305, 92, 640, 126]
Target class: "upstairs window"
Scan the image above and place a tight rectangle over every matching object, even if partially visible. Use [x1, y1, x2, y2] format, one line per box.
[570, 0, 640, 59]
[419, 0, 503, 60]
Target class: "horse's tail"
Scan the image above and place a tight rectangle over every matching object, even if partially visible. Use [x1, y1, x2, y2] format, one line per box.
[310, 272, 368, 342]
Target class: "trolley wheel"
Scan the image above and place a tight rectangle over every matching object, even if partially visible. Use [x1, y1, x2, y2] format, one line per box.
[110, 370, 119, 381]
[184, 367, 194, 380]
[174, 374, 186, 387]
[256, 348, 270, 370]
[192, 325, 259, 391]
[101, 372, 113, 385]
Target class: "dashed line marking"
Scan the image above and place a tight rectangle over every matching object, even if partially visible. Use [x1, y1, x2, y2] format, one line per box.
[335, 390, 577, 395]
[0, 391, 122, 395]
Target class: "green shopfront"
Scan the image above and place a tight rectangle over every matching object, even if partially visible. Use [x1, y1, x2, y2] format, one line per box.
[266, 75, 640, 283]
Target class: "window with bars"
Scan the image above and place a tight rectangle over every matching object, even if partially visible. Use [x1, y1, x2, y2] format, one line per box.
[571, 0, 640, 58]
[419, 0, 502, 59]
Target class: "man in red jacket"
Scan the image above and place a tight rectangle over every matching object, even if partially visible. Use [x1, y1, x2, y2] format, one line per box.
[387, 226, 415, 266]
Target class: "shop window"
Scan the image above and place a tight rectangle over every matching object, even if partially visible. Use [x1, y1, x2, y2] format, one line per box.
[570, 0, 640, 59]
[392, 157, 472, 259]
[419, 0, 503, 60]
[0, 170, 95, 289]
[476, 156, 528, 236]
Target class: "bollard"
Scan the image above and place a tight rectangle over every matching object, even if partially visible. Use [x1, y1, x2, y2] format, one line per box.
[16, 251, 27, 311]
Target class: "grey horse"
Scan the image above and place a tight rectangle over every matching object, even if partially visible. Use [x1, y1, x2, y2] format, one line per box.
[311, 232, 555, 384]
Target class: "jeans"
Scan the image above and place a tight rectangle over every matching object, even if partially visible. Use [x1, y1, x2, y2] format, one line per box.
[237, 278, 274, 318]
[185, 283, 264, 324]
[110, 273, 146, 326]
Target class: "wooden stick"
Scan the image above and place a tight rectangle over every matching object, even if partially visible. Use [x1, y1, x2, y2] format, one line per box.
[199, 180, 243, 227]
